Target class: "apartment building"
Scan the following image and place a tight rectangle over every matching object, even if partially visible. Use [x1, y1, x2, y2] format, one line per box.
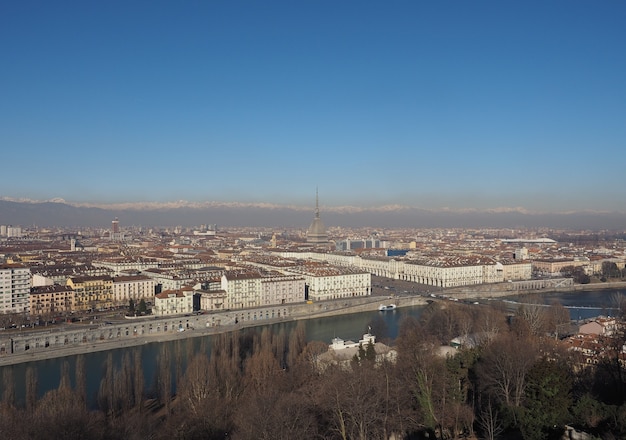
[112, 275, 156, 307]
[220, 271, 305, 309]
[260, 274, 305, 305]
[499, 260, 533, 281]
[31, 264, 112, 285]
[66, 275, 114, 311]
[531, 259, 586, 276]
[0, 263, 31, 314]
[284, 263, 371, 301]
[29, 284, 74, 316]
[221, 272, 263, 309]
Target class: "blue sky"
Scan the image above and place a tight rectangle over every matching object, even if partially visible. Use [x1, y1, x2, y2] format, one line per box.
[1, 1, 625, 212]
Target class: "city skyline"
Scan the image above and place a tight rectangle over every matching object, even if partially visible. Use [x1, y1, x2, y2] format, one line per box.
[1, 1, 625, 213]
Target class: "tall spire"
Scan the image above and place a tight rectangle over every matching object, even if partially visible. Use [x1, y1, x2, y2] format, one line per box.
[315, 187, 320, 218]
[307, 187, 327, 244]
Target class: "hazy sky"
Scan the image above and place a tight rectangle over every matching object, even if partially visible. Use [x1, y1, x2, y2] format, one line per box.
[1, 1, 625, 212]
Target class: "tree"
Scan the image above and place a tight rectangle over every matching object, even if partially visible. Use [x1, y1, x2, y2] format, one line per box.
[138, 299, 147, 315]
[1, 368, 15, 408]
[314, 365, 395, 440]
[132, 348, 144, 411]
[520, 358, 572, 440]
[516, 297, 549, 336]
[235, 388, 319, 440]
[177, 353, 213, 417]
[475, 332, 538, 411]
[474, 306, 507, 345]
[128, 299, 135, 314]
[98, 353, 115, 417]
[602, 262, 620, 280]
[477, 397, 504, 440]
[155, 344, 172, 411]
[611, 292, 626, 319]
[25, 366, 38, 411]
[546, 301, 571, 339]
[75, 355, 87, 406]
[287, 321, 307, 368]
[395, 316, 443, 435]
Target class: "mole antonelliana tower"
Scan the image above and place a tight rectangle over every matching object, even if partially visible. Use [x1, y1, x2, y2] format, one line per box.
[307, 189, 328, 244]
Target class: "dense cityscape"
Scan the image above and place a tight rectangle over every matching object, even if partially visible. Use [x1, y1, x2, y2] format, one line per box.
[3, 0, 625, 438]
[1, 204, 626, 439]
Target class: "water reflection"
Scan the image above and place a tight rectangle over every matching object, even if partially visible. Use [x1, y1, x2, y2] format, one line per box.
[0, 305, 425, 408]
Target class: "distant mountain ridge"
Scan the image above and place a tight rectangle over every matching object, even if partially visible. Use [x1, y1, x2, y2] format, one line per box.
[0, 198, 625, 230]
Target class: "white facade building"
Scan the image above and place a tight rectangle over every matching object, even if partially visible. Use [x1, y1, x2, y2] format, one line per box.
[220, 272, 305, 309]
[197, 289, 228, 311]
[278, 251, 531, 288]
[6, 226, 22, 238]
[153, 288, 194, 316]
[500, 261, 533, 281]
[112, 275, 156, 306]
[284, 264, 371, 301]
[0, 264, 31, 314]
[260, 274, 305, 306]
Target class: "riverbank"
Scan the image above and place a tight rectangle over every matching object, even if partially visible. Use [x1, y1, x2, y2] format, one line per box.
[444, 280, 626, 299]
[5, 279, 621, 367]
[0, 294, 427, 367]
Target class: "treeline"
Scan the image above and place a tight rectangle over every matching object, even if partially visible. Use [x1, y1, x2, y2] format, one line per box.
[1, 300, 626, 440]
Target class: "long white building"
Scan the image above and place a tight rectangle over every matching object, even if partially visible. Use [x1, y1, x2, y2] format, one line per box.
[278, 251, 532, 288]
[220, 272, 305, 309]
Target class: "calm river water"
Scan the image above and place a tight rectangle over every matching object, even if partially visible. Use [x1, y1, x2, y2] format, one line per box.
[0, 304, 425, 408]
[1, 288, 623, 408]
[502, 288, 625, 321]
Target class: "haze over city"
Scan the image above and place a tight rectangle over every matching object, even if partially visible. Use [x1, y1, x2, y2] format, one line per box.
[1, 1, 625, 222]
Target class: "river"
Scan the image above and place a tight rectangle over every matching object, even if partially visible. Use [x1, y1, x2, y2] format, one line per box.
[501, 288, 625, 321]
[1, 288, 623, 408]
[0, 304, 425, 408]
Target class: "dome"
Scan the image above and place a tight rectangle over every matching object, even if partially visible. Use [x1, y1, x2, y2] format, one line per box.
[307, 216, 327, 243]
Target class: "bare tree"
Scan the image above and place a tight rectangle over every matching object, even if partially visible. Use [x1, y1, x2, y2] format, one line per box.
[287, 321, 307, 368]
[244, 345, 282, 393]
[25, 365, 38, 411]
[156, 343, 172, 411]
[313, 365, 392, 440]
[474, 306, 507, 345]
[477, 397, 504, 440]
[2, 368, 15, 408]
[611, 292, 626, 318]
[475, 332, 539, 412]
[516, 299, 548, 336]
[546, 301, 571, 339]
[177, 353, 212, 417]
[98, 352, 115, 417]
[133, 348, 144, 411]
[75, 354, 87, 406]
